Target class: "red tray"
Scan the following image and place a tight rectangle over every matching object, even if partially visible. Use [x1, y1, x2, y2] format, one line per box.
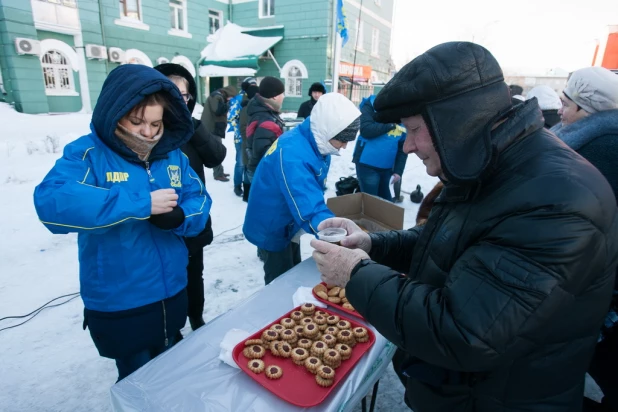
[312, 282, 365, 320]
[233, 305, 375, 407]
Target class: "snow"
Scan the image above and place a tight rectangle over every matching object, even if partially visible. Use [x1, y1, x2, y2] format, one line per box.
[0, 102, 438, 411]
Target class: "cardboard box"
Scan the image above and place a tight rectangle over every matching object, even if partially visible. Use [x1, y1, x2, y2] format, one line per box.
[326, 193, 404, 232]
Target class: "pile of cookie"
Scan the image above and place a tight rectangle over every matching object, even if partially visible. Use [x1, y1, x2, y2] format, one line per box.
[242, 303, 369, 388]
[313, 284, 356, 312]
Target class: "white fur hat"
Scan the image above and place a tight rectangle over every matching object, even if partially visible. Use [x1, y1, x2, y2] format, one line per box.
[563, 67, 618, 113]
[526, 85, 561, 110]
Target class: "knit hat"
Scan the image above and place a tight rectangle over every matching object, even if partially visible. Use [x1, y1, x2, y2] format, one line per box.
[241, 77, 257, 92]
[259, 76, 285, 99]
[332, 116, 360, 142]
[308, 82, 327, 96]
[246, 84, 259, 100]
[526, 85, 561, 110]
[563, 67, 618, 114]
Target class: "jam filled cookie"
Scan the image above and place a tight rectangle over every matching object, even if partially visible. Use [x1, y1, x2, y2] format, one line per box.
[265, 365, 283, 380]
[326, 315, 340, 326]
[353, 326, 369, 343]
[291, 347, 309, 365]
[315, 375, 334, 387]
[325, 326, 339, 336]
[269, 340, 282, 357]
[335, 343, 352, 360]
[297, 338, 313, 350]
[337, 329, 355, 345]
[290, 310, 305, 323]
[323, 349, 342, 368]
[317, 365, 335, 380]
[303, 323, 319, 338]
[336, 320, 351, 330]
[262, 329, 279, 342]
[321, 334, 337, 348]
[300, 317, 315, 327]
[304, 356, 322, 374]
[280, 318, 296, 329]
[280, 328, 297, 342]
[270, 324, 285, 333]
[311, 340, 328, 359]
[278, 342, 293, 358]
[300, 303, 316, 315]
[244, 339, 264, 347]
[243, 345, 266, 359]
[313, 314, 327, 326]
[248, 359, 265, 374]
[315, 310, 328, 317]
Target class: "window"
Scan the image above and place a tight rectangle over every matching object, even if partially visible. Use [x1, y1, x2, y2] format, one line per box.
[285, 66, 303, 97]
[371, 28, 380, 56]
[41, 50, 74, 95]
[170, 0, 188, 32]
[37, 0, 77, 7]
[120, 0, 140, 20]
[259, 0, 275, 18]
[209, 9, 222, 34]
[355, 19, 365, 51]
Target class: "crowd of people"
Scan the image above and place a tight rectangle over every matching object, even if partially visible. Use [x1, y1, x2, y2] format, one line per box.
[32, 39, 618, 411]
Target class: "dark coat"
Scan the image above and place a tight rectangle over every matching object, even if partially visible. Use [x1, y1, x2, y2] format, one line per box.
[297, 98, 316, 119]
[201, 91, 228, 137]
[246, 94, 284, 172]
[240, 94, 250, 167]
[347, 102, 618, 412]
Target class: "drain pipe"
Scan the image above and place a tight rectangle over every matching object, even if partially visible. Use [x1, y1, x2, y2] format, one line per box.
[97, 0, 110, 74]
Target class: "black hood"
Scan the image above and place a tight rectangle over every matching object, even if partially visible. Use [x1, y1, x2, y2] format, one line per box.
[374, 42, 512, 185]
[154, 63, 197, 113]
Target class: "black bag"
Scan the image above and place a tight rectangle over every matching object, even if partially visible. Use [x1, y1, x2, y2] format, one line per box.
[335, 176, 359, 196]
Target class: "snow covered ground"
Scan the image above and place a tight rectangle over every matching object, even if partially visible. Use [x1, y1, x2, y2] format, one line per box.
[0, 103, 438, 411]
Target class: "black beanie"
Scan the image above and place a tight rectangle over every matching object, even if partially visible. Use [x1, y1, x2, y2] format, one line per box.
[332, 117, 360, 142]
[247, 84, 259, 99]
[259, 76, 285, 99]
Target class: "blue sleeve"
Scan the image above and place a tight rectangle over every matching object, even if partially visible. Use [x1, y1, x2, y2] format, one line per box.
[276, 148, 334, 235]
[173, 153, 211, 237]
[33, 142, 151, 234]
[360, 99, 396, 138]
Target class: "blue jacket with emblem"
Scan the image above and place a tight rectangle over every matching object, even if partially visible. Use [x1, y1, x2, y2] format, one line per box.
[353, 95, 407, 175]
[243, 119, 334, 252]
[34, 64, 211, 313]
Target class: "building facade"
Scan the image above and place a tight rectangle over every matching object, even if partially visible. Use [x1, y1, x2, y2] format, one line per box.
[0, 0, 394, 114]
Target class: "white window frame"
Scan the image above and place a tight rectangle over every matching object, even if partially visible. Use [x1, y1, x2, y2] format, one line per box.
[371, 28, 380, 57]
[355, 19, 365, 51]
[169, 0, 189, 35]
[40, 50, 79, 97]
[259, 0, 275, 19]
[36, 0, 78, 8]
[285, 66, 303, 98]
[208, 9, 222, 35]
[116, 0, 150, 31]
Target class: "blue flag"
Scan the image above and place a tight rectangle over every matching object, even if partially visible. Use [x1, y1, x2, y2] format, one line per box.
[336, 0, 349, 47]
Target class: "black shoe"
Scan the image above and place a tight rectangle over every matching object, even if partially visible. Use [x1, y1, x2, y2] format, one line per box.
[214, 175, 230, 182]
[242, 183, 251, 202]
[394, 195, 404, 203]
[223, 173, 230, 177]
[234, 185, 243, 197]
[189, 316, 205, 331]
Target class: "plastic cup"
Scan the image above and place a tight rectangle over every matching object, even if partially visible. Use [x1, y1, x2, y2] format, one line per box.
[317, 228, 347, 245]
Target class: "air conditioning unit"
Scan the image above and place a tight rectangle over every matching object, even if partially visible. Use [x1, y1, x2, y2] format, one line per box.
[86, 44, 107, 60]
[156, 57, 170, 65]
[108, 47, 126, 63]
[14, 38, 41, 56]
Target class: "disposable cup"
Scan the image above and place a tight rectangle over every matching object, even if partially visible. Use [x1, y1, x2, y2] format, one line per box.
[317, 228, 347, 245]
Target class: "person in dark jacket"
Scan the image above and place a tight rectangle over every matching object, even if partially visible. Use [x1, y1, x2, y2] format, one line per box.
[526, 85, 562, 128]
[311, 42, 618, 412]
[155, 63, 226, 331]
[245, 76, 285, 182]
[550, 66, 618, 411]
[34, 64, 211, 382]
[297, 82, 326, 119]
[240, 84, 259, 202]
[201, 86, 235, 182]
[353, 95, 407, 202]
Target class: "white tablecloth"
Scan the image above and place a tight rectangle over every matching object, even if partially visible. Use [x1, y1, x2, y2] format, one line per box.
[110, 258, 396, 412]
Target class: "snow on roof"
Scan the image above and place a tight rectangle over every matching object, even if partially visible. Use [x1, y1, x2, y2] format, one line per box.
[200, 22, 282, 61]
[198, 65, 257, 77]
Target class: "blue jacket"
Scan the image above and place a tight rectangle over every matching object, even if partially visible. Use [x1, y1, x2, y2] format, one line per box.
[34, 64, 211, 312]
[353, 96, 407, 174]
[243, 119, 334, 252]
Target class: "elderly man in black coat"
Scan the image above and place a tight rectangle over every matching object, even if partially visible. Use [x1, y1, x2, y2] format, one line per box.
[311, 42, 618, 411]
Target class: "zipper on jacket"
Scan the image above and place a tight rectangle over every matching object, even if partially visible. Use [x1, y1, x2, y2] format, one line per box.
[162, 300, 169, 347]
[145, 161, 155, 183]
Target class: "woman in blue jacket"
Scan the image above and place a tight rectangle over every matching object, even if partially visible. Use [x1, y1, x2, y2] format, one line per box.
[33, 64, 211, 381]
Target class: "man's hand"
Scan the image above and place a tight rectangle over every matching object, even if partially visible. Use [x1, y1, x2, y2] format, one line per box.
[151, 189, 178, 215]
[311, 239, 370, 288]
[391, 173, 401, 183]
[318, 218, 372, 253]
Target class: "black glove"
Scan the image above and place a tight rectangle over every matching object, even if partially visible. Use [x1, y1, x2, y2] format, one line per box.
[184, 216, 213, 256]
[149, 206, 185, 230]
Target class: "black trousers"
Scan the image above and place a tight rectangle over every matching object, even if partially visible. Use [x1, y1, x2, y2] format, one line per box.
[260, 242, 301, 285]
[186, 249, 205, 319]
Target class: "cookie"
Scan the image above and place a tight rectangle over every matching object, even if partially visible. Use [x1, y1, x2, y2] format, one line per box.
[316, 290, 329, 300]
[326, 315, 340, 326]
[321, 334, 337, 348]
[303, 323, 319, 338]
[315, 310, 328, 317]
[317, 365, 335, 380]
[336, 320, 351, 330]
[270, 324, 285, 333]
[280, 318, 296, 329]
[335, 343, 352, 360]
[304, 356, 322, 374]
[262, 329, 279, 342]
[300, 303, 316, 315]
[290, 310, 305, 323]
[280, 328, 297, 342]
[342, 297, 349, 304]
[269, 340, 282, 357]
[265, 365, 283, 379]
[328, 296, 342, 304]
[353, 326, 369, 343]
[315, 375, 334, 387]
[342, 302, 355, 311]
[323, 349, 342, 368]
[297, 338, 313, 350]
[325, 326, 339, 336]
[248, 359, 265, 374]
[337, 329, 355, 345]
[313, 314, 327, 326]
[327, 286, 341, 297]
[243, 345, 266, 359]
[291, 347, 309, 365]
[339, 288, 346, 299]
[244, 339, 264, 346]
[313, 284, 328, 294]
[311, 340, 328, 359]
[278, 342, 292, 358]
[300, 317, 315, 326]
[294, 325, 305, 337]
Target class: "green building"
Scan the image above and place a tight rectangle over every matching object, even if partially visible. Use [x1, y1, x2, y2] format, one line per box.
[0, 0, 395, 114]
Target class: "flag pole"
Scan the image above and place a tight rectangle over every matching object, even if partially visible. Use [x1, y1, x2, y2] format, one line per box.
[331, 0, 340, 93]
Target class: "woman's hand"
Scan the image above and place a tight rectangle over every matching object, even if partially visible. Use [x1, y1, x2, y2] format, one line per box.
[151, 189, 178, 215]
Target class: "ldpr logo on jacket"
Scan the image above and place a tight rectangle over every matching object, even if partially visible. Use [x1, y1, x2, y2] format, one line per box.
[167, 165, 182, 188]
[106, 172, 129, 183]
